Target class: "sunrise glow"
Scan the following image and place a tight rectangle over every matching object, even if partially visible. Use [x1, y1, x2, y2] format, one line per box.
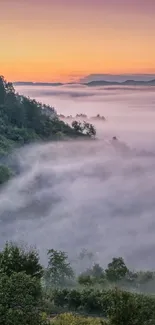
[1, 0, 155, 81]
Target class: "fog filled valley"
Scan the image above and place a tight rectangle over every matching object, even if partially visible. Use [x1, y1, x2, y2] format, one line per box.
[1, 78, 155, 324]
[2, 136, 155, 272]
[15, 83, 155, 147]
[1, 83, 153, 272]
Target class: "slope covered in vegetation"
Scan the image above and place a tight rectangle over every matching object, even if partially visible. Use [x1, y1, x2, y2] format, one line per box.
[0, 76, 82, 152]
[0, 76, 96, 185]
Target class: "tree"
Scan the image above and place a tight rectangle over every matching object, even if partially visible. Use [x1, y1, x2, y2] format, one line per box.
[0, 242, 43, 279]
[78, 274, 95, 286]
[72, 120, 96, 137]
[0, 164, 13, 185]
[0, 75, 6, 105]
[78, 263, 104, 286]
[72, 120, 83, 133]
[0, 76, 15, 106]
[83, 121, 96, 137]
[45, 249, 74, 288]
[91, 263, 104, 278]
[4, 94, 27, 128]
[0, 272, 46, 325]
[22, 97, 42, 130]
[78, 249, 95, 271]
[105, 257, 129, 282]
[5, 81, 15, 94]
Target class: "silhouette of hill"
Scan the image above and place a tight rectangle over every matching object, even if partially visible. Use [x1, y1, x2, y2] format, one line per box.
[14, 79, 155, 87]
[14, 82, 63, 86]
[84, 79, 155, 86]
[80, 73, 155, 83]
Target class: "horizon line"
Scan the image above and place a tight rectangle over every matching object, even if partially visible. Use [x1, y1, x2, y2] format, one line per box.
[12, 73, 155, 84]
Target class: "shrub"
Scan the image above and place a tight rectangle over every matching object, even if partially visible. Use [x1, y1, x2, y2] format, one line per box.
[49, 287, 155, 324]
[0, 272, 44, 325]
[51, 313, 108, 325]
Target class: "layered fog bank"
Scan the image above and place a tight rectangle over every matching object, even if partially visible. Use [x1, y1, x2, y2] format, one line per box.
[1, 84, 155, 270]
[16, 84, 155, 148]
[1, 138, 155, 270]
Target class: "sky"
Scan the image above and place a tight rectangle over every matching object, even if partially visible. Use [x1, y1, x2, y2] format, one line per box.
[1, 0, 155, 82]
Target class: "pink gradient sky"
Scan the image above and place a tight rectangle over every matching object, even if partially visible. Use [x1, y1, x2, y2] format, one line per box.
[1, 0, 155, 81]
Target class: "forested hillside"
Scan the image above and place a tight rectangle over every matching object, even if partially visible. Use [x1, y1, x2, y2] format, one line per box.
[0, 76, 95, 185]
[0, 76, 83, 152]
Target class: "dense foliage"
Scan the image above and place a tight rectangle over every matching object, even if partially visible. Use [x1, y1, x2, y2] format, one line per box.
[0, 75, 84, 147]
[0, 272, 44, 325]
[1, 242, 155, 324]
[0, 242, 48, 325]
[48, 288, 155, 324]
[0, 242, 43, 279]
[42, 249, 155, 324]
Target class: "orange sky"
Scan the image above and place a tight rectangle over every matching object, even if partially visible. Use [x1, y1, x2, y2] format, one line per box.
[1, 0, 155, 82]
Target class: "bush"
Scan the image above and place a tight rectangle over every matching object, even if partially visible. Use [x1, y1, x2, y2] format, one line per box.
[51, 313, 107, 325]
[78, 274, 95, 286]
[108, 287, 155, 325]
[0, 272, 44, 325]
[49, 288, 155, 324]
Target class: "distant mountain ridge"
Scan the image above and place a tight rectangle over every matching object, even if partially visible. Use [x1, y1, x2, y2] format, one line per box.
[80, 73, 155, 83]
[14, 82, 63, 86]
[14, 79, 155, 87]
[84, 79, 155, 86]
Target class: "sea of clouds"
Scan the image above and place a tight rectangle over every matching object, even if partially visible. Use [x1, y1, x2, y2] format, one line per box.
[1, 84, 155, 270]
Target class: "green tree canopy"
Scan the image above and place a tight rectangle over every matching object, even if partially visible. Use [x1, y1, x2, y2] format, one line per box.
[0, 242, 43, 279]
[105, 257, 129, 282]
[45, 249, 74, 288]
[72, 120, 96, 137]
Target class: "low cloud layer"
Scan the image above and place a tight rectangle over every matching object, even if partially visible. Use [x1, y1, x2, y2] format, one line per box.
[1, 138, 155, 270]
[1, 85, 155, 271]
[15, 84, 155, 105]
